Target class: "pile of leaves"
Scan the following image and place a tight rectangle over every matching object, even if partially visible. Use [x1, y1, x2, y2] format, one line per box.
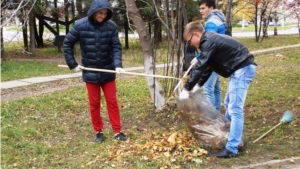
[100, 130, 207, 168]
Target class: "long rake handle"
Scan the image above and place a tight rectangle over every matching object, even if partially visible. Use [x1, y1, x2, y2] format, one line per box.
[253, 122, 282, 143]
[173, 62, 195, 92]
[58, 65, 178, 80]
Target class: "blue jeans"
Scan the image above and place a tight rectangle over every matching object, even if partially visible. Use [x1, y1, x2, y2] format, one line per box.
[224, 64, 256, 154]
[203, 72, 221, 111]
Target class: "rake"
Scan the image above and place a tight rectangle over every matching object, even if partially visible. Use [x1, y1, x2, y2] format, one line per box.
[173, 62, 196, 92]
[58, 65, 179, 80]
[253, 111, 293, 143]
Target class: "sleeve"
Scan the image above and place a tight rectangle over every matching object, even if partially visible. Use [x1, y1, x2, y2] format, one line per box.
[184, 41, 216, 91]
[111, 28, 122, 68]
[197, 68, 213, 86]
[63, 23, 80, 70]
[204, 22, 218, 32]
[196, 52, 201, 59]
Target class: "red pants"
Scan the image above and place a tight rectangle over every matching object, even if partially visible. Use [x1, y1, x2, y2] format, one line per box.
[86, 81, 121, 134]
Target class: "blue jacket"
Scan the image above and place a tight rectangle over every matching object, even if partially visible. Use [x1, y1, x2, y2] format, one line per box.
[63, 0, 122, 84]
[196, 9, 226, 59]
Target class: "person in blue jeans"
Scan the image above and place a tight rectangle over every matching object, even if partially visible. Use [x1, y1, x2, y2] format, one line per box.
[180, 21, 256, 158]
[190, 0, 226, 112]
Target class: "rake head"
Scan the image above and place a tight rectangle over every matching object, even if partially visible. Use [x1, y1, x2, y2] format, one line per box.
[280, 111, 293, 124]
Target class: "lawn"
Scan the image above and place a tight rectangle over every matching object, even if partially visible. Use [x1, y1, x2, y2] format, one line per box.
[231, 24, 293, 32]
[1, 44, 300, 168]
[1, 34, 300, 82]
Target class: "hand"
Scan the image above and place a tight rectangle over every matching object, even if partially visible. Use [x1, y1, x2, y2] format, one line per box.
[115, 67, 125, 74]
[190, 57, 198, 65]
[179, 89, 190, 100]
[73, 65, 84, 72]
[191, 84, 201, 93]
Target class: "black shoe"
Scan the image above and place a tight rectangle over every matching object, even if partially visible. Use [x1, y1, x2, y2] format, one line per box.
[115, 132, 129, 141]
[95, 132, 104, 143]
[209, 148, 237, 158]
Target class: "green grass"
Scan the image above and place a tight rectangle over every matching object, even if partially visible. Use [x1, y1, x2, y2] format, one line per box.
[237, 34, 300, 51]
[1, 60, 72, 81]
[1, 47, 300, 168]
[2, 34, 299, 82]
[232, 24, 292, 32]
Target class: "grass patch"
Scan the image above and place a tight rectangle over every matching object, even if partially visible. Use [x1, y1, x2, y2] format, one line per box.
[232, 24, 292, 32]
[236, 34, 300, 51]
[1, 60, 72, 81]
[1, 48, 300, 168]
[2, 35, 299, 82]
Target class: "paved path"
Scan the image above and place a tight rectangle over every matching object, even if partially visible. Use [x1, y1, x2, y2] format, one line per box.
[1, 44, 300, 90]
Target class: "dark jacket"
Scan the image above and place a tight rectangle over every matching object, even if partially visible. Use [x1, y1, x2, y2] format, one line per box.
[63, 0, 122, 84]
[185, 31, 255, 91]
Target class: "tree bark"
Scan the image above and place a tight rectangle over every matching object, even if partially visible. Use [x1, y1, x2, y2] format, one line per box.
[54, 0, 62, 52]
[22, 19, 28, 51]
[35, 14, 44, 47]
[274, 11, 278, 35]
[1, 24, 4, 59]
[1, 10, 4, 59]
[225, 0, 233, 36]
[64, 0, 69, 34]
[154, 18, 162, 49]
[153, 0, 162, 48]
[125, 0, 165, 110]
[124, 18, 129, 49]
[29, 13, 36, 56]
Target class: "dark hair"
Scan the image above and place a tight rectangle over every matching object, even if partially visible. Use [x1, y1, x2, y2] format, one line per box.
[199, 0, 216, 9]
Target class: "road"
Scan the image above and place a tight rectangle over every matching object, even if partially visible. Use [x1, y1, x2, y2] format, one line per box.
[2, 26, 299, 42]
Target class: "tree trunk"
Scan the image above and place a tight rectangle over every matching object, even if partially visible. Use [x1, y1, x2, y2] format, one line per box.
[21, 12, 29, 52]
[1, 23, 4, 59]
[274, 11, 278, 35]
[175, 0, 183, 82]
[54, 0, 62, 52]
[1, 11, 4, 59]
[298, 17, 300, 37]
[76, 0, 83, 19]
[262, 17, 268, 38]
[71, 0, 76, 54]
[65, 0, 69, 34]
[125, 0, 165, 110]
[124, 18, 129, 49]
[35, 15, 44, 47]
[182, 2, 188, 25]
[225, 0, 233, 36]
[153, 0, 162, 48]
[29, 13, 36, 56]
[154, 18, 162, 49]
[255, 3, 258, 42]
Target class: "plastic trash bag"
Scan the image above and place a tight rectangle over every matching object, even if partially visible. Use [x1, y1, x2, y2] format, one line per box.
[176, 91, 246, 152]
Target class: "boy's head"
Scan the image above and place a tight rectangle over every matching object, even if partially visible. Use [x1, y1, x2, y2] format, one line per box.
[93, 9, 108, 23]
[183, 21, 204, 48]
[199, 0, 215, 19]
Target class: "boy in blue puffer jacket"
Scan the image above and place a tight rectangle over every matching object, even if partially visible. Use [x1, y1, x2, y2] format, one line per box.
[190, 0, 226, 112]
[63, 0, 128, 143]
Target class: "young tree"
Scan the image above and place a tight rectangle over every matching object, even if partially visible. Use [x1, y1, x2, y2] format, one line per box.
[281, 0, 300, 37]
[125, 0, 166, 110]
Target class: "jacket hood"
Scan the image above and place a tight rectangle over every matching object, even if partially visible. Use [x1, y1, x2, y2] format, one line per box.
[87, 0, 113, 23]
[206, 9, 226, 23]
